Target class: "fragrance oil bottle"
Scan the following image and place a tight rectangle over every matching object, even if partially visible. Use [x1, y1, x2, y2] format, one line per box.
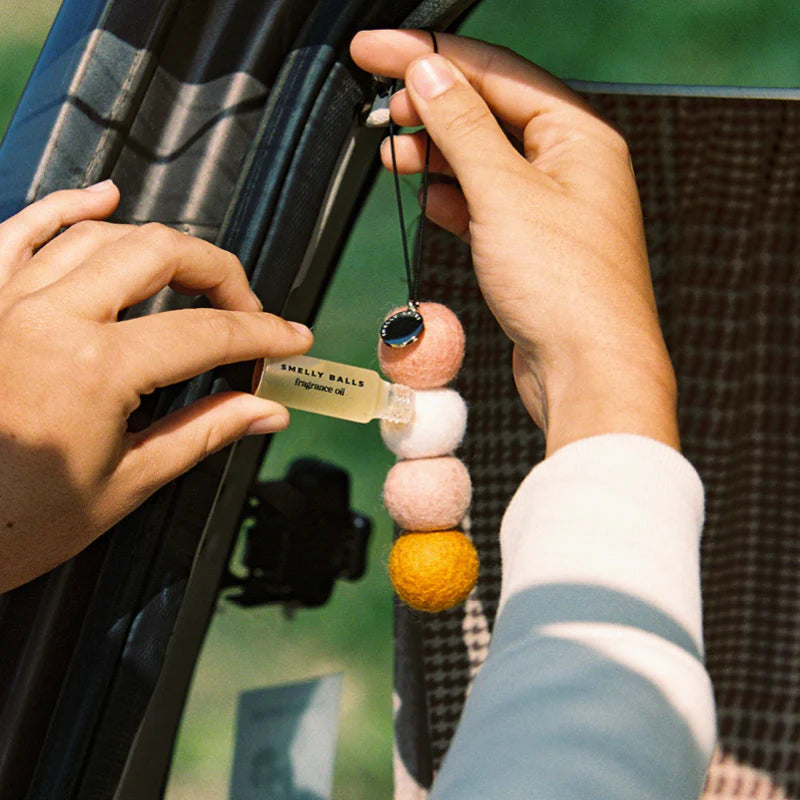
[253, 354, 414, 424]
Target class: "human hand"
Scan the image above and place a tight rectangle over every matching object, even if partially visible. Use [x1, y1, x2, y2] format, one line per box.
[351, 31, 679, 454]
[0, 182, 312, 591]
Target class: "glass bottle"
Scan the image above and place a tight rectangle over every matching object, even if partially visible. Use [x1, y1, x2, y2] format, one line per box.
[253, 354, 414, 424]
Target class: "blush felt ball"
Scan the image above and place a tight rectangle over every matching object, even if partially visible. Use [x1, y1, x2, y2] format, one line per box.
[383, 457, 472, 532]
[389, 530, 479, 613]
[379, 302, 465, 389]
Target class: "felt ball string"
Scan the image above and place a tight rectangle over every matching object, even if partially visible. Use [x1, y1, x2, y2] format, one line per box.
[379, 31, 436, 351]
[375, 34, 479, 613]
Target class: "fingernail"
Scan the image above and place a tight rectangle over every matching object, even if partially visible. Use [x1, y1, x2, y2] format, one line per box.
[288, 320, 312, 337]
[408, 55, 456, 100]
[246, 414, 289, 436]
[84, 178, 116, 192]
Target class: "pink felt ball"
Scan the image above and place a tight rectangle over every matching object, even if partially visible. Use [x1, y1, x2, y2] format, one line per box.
[383, 457, 472, 532]
[379, 302, 465, 389]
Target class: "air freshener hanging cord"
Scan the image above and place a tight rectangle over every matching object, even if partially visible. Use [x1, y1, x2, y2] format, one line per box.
[380, 30, 438, 349]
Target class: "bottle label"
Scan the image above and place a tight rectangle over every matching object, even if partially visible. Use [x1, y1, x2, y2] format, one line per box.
[280, 361, 366, 392]
[254, 354, 393, 423]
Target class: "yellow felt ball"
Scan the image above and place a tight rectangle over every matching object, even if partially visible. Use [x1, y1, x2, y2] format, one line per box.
[389, 530, 479, 613]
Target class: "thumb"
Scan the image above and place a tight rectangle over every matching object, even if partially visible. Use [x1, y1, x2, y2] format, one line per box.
[404, 54, 520, 197]
[118, 392, 289, 499]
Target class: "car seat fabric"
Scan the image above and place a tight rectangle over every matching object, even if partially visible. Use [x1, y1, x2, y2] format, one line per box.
[393, 91, 800, 799]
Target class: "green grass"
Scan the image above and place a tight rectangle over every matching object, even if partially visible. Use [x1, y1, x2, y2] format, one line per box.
[2, 0, 800, 797]
[461, 0, 800, 88]
[0, 41, 45, 134]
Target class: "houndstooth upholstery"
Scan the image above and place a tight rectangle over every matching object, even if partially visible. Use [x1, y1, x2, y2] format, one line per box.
[393, 93, 800, 799]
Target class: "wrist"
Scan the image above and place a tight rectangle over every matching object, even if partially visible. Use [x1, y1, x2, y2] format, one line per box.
[515, 334, 680, 457]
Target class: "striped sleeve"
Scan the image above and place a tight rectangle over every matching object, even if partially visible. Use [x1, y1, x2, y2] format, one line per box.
[430, 434, 716, 800]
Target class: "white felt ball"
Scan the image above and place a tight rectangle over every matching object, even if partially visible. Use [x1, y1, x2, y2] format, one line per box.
[380, 388, 467, 459]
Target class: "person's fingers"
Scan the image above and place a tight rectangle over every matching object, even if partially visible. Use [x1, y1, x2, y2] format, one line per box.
[424, 182, 471, 241]
[351, 30, 592, 139]
[356, 31, 626, 204]
[387, 88, 422, 127]
[402, 53, 526, 201]
[46, 222, 262, 318]
[115, 309, 313, 393]
[351, 29, 433, 78]
[380, 133, 454, 177]
[0, 181, 120, 283]
[117, 392, 291, 501]
[7, 220, 138, 296]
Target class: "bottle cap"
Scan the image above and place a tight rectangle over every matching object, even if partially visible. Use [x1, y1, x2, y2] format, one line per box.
[384, 383, 414, 424]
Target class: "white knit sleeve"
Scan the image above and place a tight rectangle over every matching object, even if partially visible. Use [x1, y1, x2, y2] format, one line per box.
[430, 434, 716, 800]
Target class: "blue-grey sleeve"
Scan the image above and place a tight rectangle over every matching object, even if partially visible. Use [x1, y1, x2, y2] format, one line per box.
[430, 434, 716, 800]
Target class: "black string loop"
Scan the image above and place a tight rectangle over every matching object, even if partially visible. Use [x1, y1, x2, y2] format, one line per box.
[388, 30, 438, 311]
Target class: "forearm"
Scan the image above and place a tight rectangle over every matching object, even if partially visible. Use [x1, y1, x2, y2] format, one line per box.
[431, 435, 716, 800]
